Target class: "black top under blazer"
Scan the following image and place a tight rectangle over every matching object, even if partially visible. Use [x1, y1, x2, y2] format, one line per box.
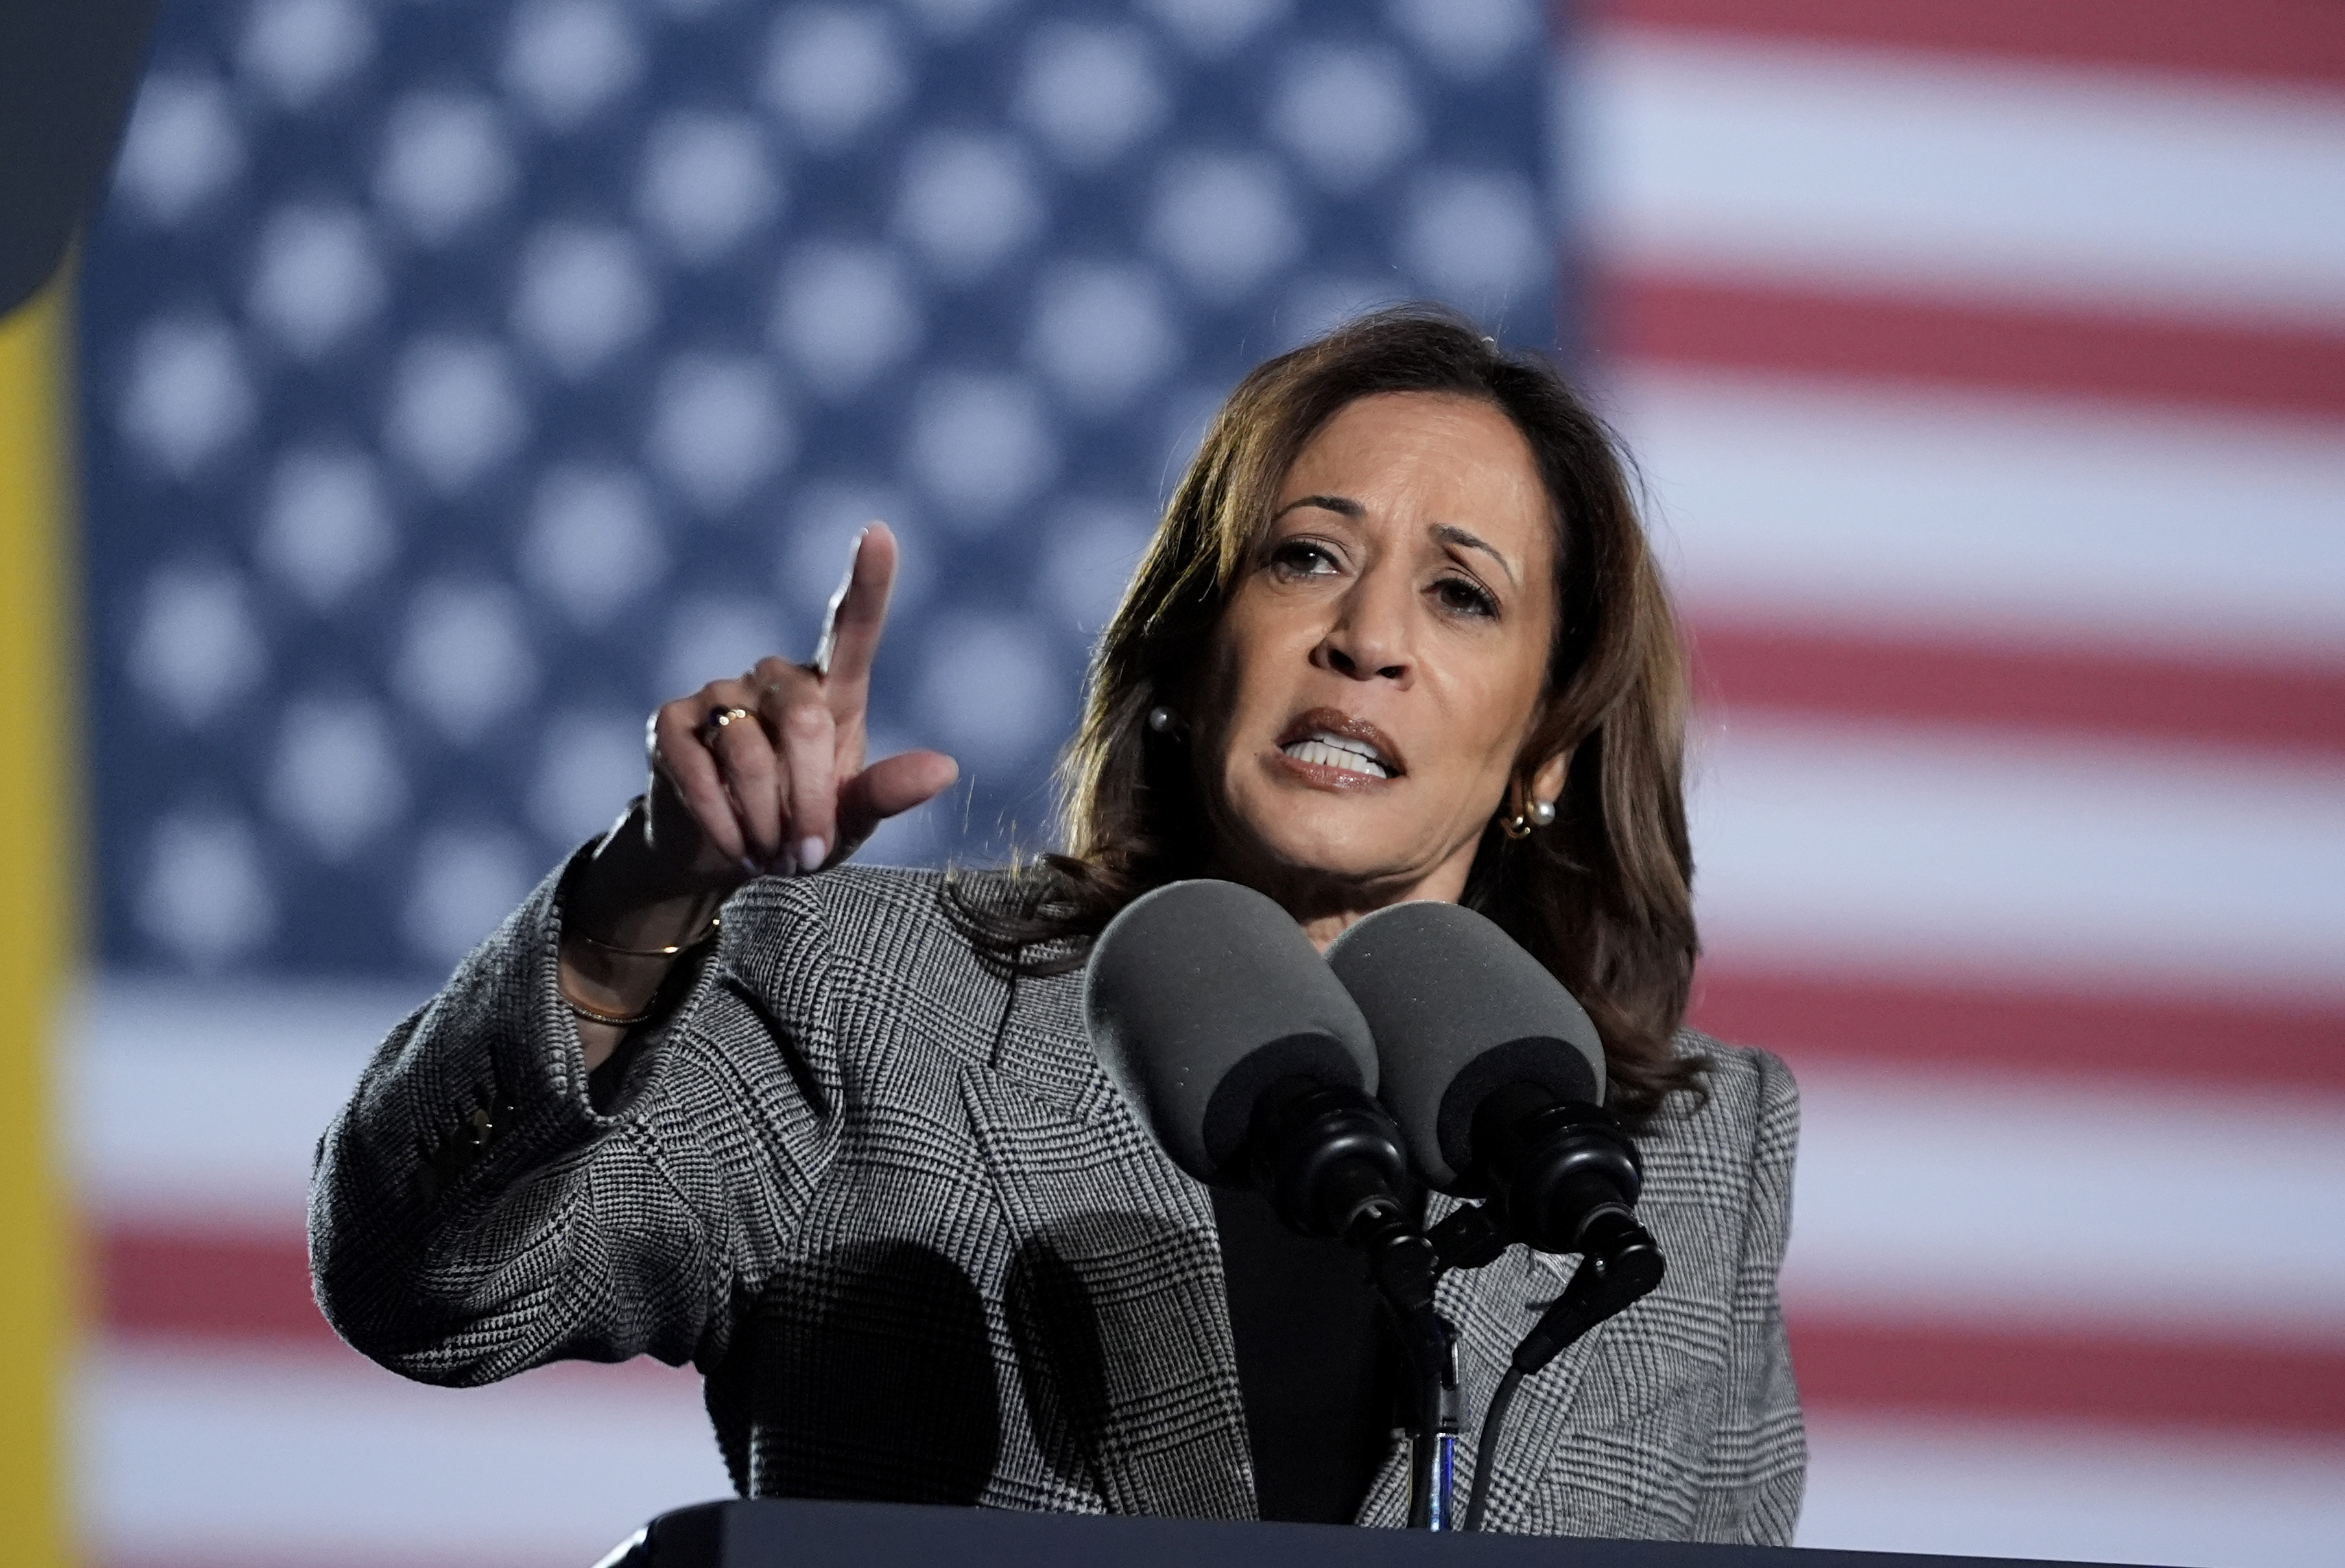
[309, 862, 1805, 1541]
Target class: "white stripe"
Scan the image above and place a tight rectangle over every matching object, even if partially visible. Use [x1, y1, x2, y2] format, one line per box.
[1803, 1414, 2345, 1567]
[1690, 717, 2345, 997]
[1606, 366, 2345, 659]
[81, 1344, 725, 1565]
[1785, 1067, 2345, 1337]
[1571, 32, 2345, 326]
[65, 980, 429, 1223]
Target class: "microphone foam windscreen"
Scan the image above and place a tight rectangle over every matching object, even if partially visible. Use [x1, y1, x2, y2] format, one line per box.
[1083, 879, 1377, 1185]
[1324, 901, 1604, 1193]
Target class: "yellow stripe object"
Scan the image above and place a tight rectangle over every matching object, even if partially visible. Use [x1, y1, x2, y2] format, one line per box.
[0, 272, 82, 1567]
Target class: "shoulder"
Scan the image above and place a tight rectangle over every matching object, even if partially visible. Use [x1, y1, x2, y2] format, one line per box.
[1634, 1031, 1800, 1200]
[729, 861, 961, 931]
[716, 862, 989, 975]
[1680, 1031, 1800, 1145]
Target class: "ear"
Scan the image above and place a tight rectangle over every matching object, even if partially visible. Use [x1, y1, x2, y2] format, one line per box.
[1529, 748, 1571, 807]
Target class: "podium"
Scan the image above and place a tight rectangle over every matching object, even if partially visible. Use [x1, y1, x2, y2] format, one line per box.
[596, 1499, 2149, 1568]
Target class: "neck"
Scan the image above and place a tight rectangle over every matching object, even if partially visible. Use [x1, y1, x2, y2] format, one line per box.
[1206, 848, 1478, 953]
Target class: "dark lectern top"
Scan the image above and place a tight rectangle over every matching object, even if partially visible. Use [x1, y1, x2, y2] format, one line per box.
[597, 1499, 2163, 1568]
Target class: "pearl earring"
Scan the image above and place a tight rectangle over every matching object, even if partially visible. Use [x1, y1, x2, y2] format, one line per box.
[1147, 705, 1176, 734]
[1501, 793, 1558, 839]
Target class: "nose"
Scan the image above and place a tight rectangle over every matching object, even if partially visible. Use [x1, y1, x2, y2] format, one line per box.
[1314, 569, 1410, 683]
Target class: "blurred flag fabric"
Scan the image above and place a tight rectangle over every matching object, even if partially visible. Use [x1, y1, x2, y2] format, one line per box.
[1578, 2, 2345, 1565]
[61, 1, 2345, 1566]
[72, 1, 1554, 1565]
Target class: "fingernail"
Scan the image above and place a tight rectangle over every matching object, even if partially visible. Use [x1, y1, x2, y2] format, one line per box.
[798, 837, 826, 873]
[738, 856, 761, 877]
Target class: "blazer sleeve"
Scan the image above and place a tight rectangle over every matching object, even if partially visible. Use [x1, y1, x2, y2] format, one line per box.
[1691, 1047, 1807, 1544]
[307, 856, 840, 1387]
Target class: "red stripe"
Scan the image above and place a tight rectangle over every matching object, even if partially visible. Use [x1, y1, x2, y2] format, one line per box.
[1593, 0, 2345, 90]
[100, 1224, 340, 1348]
[1596, 272, 2345, 420]
[1686, 621, 2345, 757]
[1791, 1314, 2345, 1432]
[1690, 967, 2345, 1096]
[95, 1222, 718, 1384]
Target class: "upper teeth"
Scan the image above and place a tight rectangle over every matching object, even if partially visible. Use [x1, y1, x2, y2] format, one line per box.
[1283, 733, 1390, 778]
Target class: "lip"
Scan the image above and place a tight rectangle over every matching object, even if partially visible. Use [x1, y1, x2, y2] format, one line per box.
[1269, 707, 1407, 789]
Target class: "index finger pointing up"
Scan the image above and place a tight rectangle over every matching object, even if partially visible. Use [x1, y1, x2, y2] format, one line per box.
[812, 522, 898, 709]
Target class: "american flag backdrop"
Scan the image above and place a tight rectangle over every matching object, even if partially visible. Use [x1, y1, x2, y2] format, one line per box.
[1583, 1, 2345, 1563]
[62, 1, 2345, 1565]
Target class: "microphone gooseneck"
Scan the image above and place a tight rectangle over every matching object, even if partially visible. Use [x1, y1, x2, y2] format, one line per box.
[1462, 1226, 1667, 1532]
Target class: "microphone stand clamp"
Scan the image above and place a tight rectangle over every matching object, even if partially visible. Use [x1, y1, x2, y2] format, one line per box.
[1241, 1080, 1466, 1531]
[1347, 1198, 1463, 1530]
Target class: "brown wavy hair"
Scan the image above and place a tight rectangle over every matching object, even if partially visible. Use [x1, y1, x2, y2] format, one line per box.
[954, 305, 1704, 1128]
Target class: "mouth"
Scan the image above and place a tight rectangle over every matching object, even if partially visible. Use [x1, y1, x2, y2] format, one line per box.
[1273, 708, 1404, 782]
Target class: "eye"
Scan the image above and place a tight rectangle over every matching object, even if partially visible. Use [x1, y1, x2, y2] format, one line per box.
[1268, 538, 1341, 580]
[1433, 574, 1499, 619]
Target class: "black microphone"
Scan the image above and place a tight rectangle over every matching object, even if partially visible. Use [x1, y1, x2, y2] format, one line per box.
[1084, 879, 1464, 1527]
[1322, 900, 1658, 1272]
[1082, 879, 1420, 1257]
[1325, 899, 1667, 1531]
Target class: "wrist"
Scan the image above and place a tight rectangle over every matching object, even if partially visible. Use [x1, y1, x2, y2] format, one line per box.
[568, 798, 730, 947]
[559, 918, 717, 1004]
[558, 802, 729, 1019]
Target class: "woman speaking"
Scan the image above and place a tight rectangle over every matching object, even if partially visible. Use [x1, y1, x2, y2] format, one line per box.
[311, 309, 1802, 1539]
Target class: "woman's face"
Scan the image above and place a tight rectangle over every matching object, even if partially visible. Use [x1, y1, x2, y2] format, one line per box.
[1196, 390, 1561, 941]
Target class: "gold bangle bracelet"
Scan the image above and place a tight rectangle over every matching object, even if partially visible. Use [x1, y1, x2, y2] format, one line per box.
[567, 913, 722, 959]
[562, 990, 658, 1028]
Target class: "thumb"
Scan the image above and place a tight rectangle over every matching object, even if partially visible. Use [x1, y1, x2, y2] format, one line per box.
[837, 749, 960, 848]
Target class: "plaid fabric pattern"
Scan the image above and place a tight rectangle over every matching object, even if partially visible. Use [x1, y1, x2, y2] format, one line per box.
[311, 862, 1802, 1539]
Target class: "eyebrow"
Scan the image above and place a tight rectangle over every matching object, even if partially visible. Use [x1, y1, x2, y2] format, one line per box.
[1433, 523, 1516, 586]
[1272, 493, 1361, 520]
[1272, 498, 1518, 586]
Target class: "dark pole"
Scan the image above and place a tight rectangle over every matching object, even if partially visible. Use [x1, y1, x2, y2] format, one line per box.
[0, 0, 163, 316]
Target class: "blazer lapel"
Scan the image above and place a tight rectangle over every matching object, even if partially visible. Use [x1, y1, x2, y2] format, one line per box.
[959, 1052, 1256, 1521]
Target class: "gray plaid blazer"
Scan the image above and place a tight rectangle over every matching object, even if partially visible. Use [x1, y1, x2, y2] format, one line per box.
[311, 862, 1803, 1541]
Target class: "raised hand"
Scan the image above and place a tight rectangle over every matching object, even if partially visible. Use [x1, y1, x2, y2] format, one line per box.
[558, 525, 957, 1062]
[643, 523, 959, 890]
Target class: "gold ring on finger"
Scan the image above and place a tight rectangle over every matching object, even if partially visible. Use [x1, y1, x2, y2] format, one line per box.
[700, 706, 753, 744]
